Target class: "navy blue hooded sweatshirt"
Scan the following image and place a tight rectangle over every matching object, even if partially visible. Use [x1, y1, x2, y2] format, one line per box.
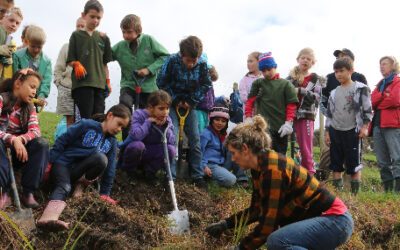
[50, 119, 117, 196]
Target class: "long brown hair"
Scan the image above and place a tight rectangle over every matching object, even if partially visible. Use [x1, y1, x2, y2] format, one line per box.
[0, 70, 43, 133]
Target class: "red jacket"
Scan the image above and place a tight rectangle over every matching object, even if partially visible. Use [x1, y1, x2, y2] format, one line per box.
[371, 74, 400, 128]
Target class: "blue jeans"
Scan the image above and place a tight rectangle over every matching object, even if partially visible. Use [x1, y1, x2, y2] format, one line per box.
[267, 211, 353, 250]
[208, 152, 248, 187]
[373, 126, 400, 182]
[169, 108, 203, 180]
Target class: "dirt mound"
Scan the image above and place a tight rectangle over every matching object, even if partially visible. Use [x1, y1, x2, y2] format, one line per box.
[1, 170, 230, 249]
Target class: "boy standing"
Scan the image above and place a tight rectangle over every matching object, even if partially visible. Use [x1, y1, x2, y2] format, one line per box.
[245, 52, 298, 155]
[112, 14, 169, 140]
[67, 0, 112, 118]
[325, 57, 372, 195]
[54, 17, 86, 127]
[157, 36, 212, 189]
[1, 7, 22, 80]
[13, 25, 51, 107]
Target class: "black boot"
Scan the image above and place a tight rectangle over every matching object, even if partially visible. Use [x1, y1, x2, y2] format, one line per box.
[332, 178, 343, 192]
[383, 180, 394, 192]
[350, 180, 362, 195]
[394, 178, 400, 193]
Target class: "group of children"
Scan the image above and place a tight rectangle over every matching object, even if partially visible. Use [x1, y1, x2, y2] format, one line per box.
[0, 0, 382, 236]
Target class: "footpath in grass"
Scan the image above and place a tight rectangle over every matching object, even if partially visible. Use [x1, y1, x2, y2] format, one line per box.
[0, 112, 399, 249]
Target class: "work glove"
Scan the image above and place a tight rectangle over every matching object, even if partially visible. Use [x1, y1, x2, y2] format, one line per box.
[205, 220, 227, 238]
[104, 78, 111, 97]
[72, 61, 87, 80]
[0, 44, 15, 57]
[0, 56, 12, 65]
[278, 121, 293, 138]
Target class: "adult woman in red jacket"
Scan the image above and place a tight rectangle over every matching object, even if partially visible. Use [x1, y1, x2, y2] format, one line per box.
[371, 56, 400, 192]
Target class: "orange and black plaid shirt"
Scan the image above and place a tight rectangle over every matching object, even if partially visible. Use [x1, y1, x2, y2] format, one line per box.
[225, 150, 335, 250]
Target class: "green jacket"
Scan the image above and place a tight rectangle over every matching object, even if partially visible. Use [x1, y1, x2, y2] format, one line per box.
[112, 34, 169, 93]
[13, 48, 52, 98]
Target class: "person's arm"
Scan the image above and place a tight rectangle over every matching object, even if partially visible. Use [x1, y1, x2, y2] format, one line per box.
[376, 80, 400, 109]
[12, 52, 21, 73]
[360, 87, 373, 126]
[245, 80, 260, 117]
[200, 130, 210, 169]
[37, 60, 52, 98]
[371, 85, 383, 110]
[285, 103, 297, 121]
[128, 110, 152, 141]
[50, 120, 84, 163]
[66, 32, 77, 65]
[325, 93, 334, 130]
[166, 117, 176, 148]
[18, 107, 41, 144]
[0, 96, 17, 145]
[53, 44, 68, 87]
[156, 56, 174, 99]
[189, 63, 212, 107]
[100, 139, 117, 196]
[238, 77, 249, 103]
[146, 36, 169, 75]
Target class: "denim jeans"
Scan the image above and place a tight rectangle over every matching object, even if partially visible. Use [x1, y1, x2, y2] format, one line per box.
[267, 211, 353, 250]
[208, 152, 248, 187]
[169, 108, 203, 180]
[373, 126, 400, 182]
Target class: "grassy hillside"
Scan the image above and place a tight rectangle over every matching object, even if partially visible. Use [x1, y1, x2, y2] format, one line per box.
[0, 112, 399, 249]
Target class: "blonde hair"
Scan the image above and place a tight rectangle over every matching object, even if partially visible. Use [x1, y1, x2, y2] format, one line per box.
[225, 115, 271, 154]
[289, 47, 316, 85]
[120, 14, 142, 33]
[25, 25, 46, 44]
[380, 56, 400, 75]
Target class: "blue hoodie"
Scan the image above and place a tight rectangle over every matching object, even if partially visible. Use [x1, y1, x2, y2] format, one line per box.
[200, 126, 227, 169]
[50, 119, 117, 196]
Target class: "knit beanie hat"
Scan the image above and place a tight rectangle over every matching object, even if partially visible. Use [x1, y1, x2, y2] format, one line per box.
[258, 52, 277, 71]
[209, 104, 230, 120]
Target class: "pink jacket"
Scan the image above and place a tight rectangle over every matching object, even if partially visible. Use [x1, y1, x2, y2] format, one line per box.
[239, 73, 263, 103]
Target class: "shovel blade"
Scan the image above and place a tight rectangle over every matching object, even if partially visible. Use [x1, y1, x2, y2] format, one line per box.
[8, 208, 36, 235]
[168, 209, 190, 234]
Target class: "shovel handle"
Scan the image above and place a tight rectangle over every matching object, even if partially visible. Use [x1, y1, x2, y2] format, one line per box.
[7, 148, 22, 211]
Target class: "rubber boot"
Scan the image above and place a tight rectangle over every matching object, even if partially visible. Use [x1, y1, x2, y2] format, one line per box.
[72, 175, 95, 198]
[383, 180, 394, 192]
[350, 180, 362, 195]
[394, 178, 400, 193]
[21, 192, 40, 209]
[0, 193, 11, 210]
[37, 200, 69, 231]
[332, 178, 343, 192]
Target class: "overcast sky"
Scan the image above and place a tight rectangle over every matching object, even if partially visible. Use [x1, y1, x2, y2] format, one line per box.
[16, 0, 400, 117]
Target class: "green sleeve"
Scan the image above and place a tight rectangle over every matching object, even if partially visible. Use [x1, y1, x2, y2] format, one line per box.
[147, 36, 169, 75]
[103, 36, 113, 64]
[66, 33, 76, 63]
[111, 43, 118, 62]
[0, 26, 7, 45]
[248, 79, 261, 99]
[284, 80, 299, 104]
[12, 53, 21, 73]
[37, 60, 52, 98]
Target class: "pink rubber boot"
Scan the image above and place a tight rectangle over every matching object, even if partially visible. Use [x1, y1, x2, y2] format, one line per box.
[37, 200, 69, 231]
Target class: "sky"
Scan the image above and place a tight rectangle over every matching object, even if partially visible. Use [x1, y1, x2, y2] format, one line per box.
[15, 0, 400, 120]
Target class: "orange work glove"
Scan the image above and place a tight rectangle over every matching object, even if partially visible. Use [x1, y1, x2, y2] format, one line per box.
[72, 61, 87, 80]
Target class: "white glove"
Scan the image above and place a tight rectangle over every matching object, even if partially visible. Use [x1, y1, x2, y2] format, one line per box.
[244, 117, 252, 123]
[0, 44, 15, 57]
[278, 121, 293, 137]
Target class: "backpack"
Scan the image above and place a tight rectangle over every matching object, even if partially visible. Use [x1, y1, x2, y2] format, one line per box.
[229, 90, 243, 124]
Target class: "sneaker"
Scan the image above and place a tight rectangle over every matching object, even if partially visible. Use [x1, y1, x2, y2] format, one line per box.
[193, 178, 208, 191]
[0, 193, 11, 210]
[100, 195, 118, 204]
[21, 193, 39, 209]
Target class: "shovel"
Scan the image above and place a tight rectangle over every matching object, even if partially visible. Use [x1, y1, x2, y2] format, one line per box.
[152, 123, 190, 234]
[7, 149, 36, 234]
[131, 71, 147, 110]
[175, 107, 190, 180]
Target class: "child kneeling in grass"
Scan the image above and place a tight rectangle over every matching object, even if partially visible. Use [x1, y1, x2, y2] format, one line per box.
[0, 69, 49, 209]
[37, 104, 130, 231]
[119, 89, 175, 185]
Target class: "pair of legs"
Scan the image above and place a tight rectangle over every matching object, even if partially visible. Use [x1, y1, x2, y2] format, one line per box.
[373, 126, 400, 192]
[169, 107, 203, 181]
[49, 153, 107, 201]
[329, 127, 363, 194]
[119, 87, 150, 140]
[56, 84, 75, 127]
[294, 119, 315, 174]
[0, 138, 49, 199]
[120, 141, 175, 175]
[270, 130, 288, 155]
[207, 152, 248, 187]
[72, 86, 105, 119]
[267, 211, 353, 250]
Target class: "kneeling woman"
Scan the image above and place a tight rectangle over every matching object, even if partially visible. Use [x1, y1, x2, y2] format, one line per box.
[38, 104, 130, 231]
[206, 115, 353, 249]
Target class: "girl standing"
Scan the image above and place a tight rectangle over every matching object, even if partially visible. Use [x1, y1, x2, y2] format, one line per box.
[37, 104, 130, 231]
[287, 48, 323, 175]
[0, 69, 49, 209]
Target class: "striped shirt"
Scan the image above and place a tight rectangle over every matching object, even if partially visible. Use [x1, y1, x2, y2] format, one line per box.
[0, 95, 40, 145]
[225, 150, 335, 250]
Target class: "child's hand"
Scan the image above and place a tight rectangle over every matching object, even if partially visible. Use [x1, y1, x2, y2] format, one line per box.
[72, 61, 87, 80]
[0, 44, 15, 57]
[136, 68, 150, 77]
[36, 97, 47, 107]
[359, 126, 368, 139]
[324, 131, 330, 147]
[154, 117, 167, 126]
[204, 166, 212, 177]
[177, 102, 190, 110]
[13, 137, 28, 162]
